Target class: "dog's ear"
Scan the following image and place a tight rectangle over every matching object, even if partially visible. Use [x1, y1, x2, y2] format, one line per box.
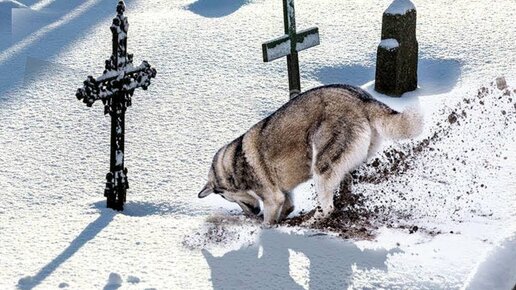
[198, 183, 213, 198]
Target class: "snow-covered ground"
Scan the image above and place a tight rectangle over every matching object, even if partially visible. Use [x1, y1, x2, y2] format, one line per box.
[0, 0, 515, 289]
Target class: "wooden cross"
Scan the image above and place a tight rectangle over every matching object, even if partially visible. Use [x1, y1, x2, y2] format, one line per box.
[76, 0, 157, 211]
[262, 0, 320, 99]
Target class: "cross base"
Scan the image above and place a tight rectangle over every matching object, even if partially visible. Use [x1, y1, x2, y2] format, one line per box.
[104, 169, 128, 211]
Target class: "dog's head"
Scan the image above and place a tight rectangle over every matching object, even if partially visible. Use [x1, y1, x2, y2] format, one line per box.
[198, 146, 261, 216]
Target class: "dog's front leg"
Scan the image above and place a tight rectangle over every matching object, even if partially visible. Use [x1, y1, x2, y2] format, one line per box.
[279, 193, 295, 221]
[262, 190, 285, 226]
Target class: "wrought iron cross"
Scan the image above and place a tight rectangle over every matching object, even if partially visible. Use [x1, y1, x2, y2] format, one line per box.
[76, 0, 156, 211]
[262, 0, 320, 99]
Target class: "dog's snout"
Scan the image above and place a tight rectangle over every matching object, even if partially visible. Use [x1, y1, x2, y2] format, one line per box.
[242, 201, 261, 215]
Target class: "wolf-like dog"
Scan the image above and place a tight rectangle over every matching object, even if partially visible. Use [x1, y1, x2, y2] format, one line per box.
[198, 84, 423, 225]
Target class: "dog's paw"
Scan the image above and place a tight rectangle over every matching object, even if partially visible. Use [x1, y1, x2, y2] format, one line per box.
[306, 206, 333, 225]
[306, 208, 324, 225]
[306, 216, 325, 226]
[261, 222, 278, 229]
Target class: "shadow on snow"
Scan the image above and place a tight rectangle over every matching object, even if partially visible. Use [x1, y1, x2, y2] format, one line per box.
[466, 234, 516, 290]
[0, 0, 134, 103]
[312, 58, 462, 96]
[16, 199, 197, 289]
[186, 0, 250, 18]
[16, 210, 116, 290]
[91, 200, 202, 217]
[203, 230, 401, 290]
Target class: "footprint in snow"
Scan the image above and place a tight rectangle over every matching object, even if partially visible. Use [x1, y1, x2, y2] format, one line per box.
[103, 273, 122, 290]
[103, 272, 141, 289]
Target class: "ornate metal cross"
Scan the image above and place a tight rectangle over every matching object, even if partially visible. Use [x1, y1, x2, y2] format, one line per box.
[262, 0, 320, 99]
[76, 0, 156, 211]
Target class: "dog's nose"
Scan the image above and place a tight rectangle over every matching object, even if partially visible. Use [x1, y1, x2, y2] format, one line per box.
[251, 206, 261, 215]
[242, 202, 261, 215]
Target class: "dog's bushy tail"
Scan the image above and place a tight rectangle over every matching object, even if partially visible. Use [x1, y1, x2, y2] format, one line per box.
[376, 103, 424, 140]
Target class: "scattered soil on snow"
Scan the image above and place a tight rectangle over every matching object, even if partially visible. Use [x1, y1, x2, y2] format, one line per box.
[183, 214, 261, 249]
[284, 79, 515, 239]
[188, 79, 515, 246]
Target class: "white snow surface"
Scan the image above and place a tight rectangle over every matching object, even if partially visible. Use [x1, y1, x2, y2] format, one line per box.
[379, 38, 399, 50]
[296, 30, 320, 52]
[264, 36, 291, 62]
[385, 0, 416, 15]
[0, 0, 515, 289]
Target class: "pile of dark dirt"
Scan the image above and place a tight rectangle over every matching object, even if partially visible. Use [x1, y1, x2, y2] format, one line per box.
[284, 179, 375, 239]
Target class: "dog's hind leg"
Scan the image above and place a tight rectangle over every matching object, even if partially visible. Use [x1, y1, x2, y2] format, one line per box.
[367, 128, 383, 159]
[312, 126, 371, 221]
[262, 189, 286, 225]
[312, 173, 338, 221]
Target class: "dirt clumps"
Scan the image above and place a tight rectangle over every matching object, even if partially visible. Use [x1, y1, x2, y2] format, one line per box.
[183, 214, 260, 249]
[448, 112, 458, 124]
[284, 179, 375, 240]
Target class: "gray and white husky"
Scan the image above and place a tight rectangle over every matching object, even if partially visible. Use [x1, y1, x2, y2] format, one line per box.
[198, 85, 423, 225]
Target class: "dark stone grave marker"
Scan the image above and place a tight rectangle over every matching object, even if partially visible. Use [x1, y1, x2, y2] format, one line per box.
[375, 0, 418, 97]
